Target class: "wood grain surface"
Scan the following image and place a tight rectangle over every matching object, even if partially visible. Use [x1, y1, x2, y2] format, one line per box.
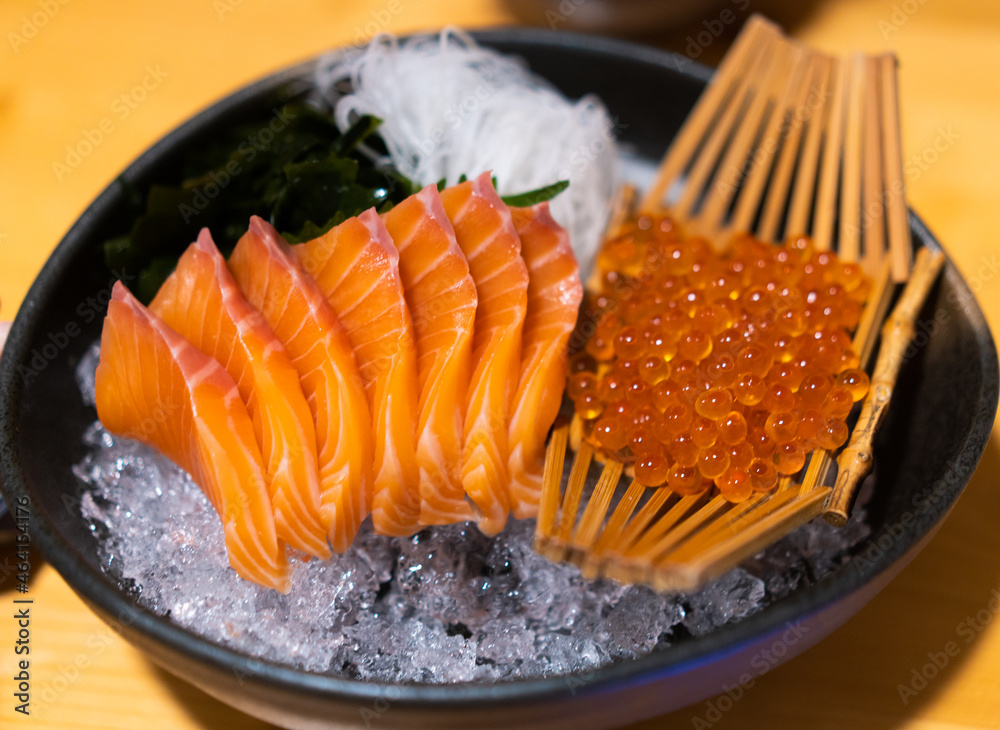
[1, 0, 998, 727]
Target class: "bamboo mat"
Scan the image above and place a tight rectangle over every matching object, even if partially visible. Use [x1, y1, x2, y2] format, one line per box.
[1, 0, 999, 728]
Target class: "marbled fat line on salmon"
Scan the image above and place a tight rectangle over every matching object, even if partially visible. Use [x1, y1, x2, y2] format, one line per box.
[507, 203, 583, 517]
[230, 217, 374, 552]
[382, 185, 478, 525]
[150, 230, 330, 559]
[440, 172, 529, 536]
[296, 210, 423, 537]
[95, 282, 290, 591]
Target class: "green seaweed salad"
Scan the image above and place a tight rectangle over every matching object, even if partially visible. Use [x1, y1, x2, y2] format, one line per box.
[104, 102, 567, 302]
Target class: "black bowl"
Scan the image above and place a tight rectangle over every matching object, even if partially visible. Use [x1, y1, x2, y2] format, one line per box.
[1, 28, 997, 730]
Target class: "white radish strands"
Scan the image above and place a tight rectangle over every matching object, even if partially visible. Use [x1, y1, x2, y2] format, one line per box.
[314, 28, 619, 274]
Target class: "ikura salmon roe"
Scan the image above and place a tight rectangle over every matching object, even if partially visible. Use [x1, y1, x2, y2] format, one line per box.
[717, 411, 748, 445]
[575, 390, 604, 420]
[667, 463, 703, 494]
[765, 411, 800, 444]
[698, 444, 731, 479]
[635, 448, 670, 487]
[775, 441, 807, 475]
[695, 388, 734, 420]
[593, 416, 628, 451]
[748, 459, 779, 492]
[574, 216, 871, 489]
[690, 416, 719, 449]
[727, 441, 754, 471]
[717, 469, 753, 502]
[837, 369, 870, 401]
[568, 372, 599, 399]
[734, 373, 767, 406]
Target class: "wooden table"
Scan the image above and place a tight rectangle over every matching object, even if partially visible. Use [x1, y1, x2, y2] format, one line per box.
[2, 0, 999, 727]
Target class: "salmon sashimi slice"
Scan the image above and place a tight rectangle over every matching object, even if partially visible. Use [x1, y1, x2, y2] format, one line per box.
[150, 230, 330, 559]
[439, 172, 529, 536]
[295, 209, 422, 537]
[507, 204, 583, 518]
[229, 217, 374, 552]
[382, 185, 477, 525]
[95, 282, 290, 591]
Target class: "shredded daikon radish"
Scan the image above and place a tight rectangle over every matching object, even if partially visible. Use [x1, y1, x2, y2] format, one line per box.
[314, 28, 619, 272]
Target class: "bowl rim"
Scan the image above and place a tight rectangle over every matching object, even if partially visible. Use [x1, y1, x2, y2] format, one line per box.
[1, 25, 997, 709]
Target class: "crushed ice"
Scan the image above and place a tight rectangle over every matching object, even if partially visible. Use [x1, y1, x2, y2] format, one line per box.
[72, 343, 871, 682]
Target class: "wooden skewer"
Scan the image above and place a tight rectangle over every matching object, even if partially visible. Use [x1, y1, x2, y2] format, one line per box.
[640, 15, 778, 212]
[838, 53, 866, 262]
[628, 495, 729, 562]
[825, 247, 946, 524]
[554, 441, 594, 548]
[694, 37, 793, 238]
[581, 480, 646, 578]
[571, 463, 624, 550]
[758, 52, 829, 242]
[784, 54, 835, 240]
[674, 37, 779, 226]
[726, 45, 813, 238]
[535, 422, 569, 548]
[862, 54, 886, 276]
[657, 492, 776, 561]
[605, 487, 678, 555]
[812, 57, 849, 251]
[879, 53, 913, 282]
[660, 487, 831, 590]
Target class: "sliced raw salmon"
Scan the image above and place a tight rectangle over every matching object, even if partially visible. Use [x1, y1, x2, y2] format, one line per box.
[507, 204, 582, 517]
[382, 185, 477, 525]
[229, 217, 374, 552]
[150, 230, 330, 559]
[439, 172, 529, 536]
[295, 210, 422, 537]
[95, 282, 290, 591]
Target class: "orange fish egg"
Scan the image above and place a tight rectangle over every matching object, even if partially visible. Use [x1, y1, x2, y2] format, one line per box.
[774, 441, 806, 475]
[568, 372, 599, 399]
[592, 416, 628, 451]
[727, 441, 754, 471]
[717, 469, 753, 502]
[695, 388, 734, 420]
[575, 389, 604, 420]
[697, 444, 731, 479]
[816, 418, 850, 450]
[717, 411, 748, 445]
[667, 463, 703, 495]
[634, 448, 670, 487]
[690, 416, 719, 448]
[748, 459, 779, 492]
[734, 373, 766, 406]
[669, 432, 700, 467]
[837, 368, 870, 401]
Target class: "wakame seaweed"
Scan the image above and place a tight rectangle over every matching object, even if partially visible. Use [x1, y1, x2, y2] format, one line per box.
[103, 104, 417, 302]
